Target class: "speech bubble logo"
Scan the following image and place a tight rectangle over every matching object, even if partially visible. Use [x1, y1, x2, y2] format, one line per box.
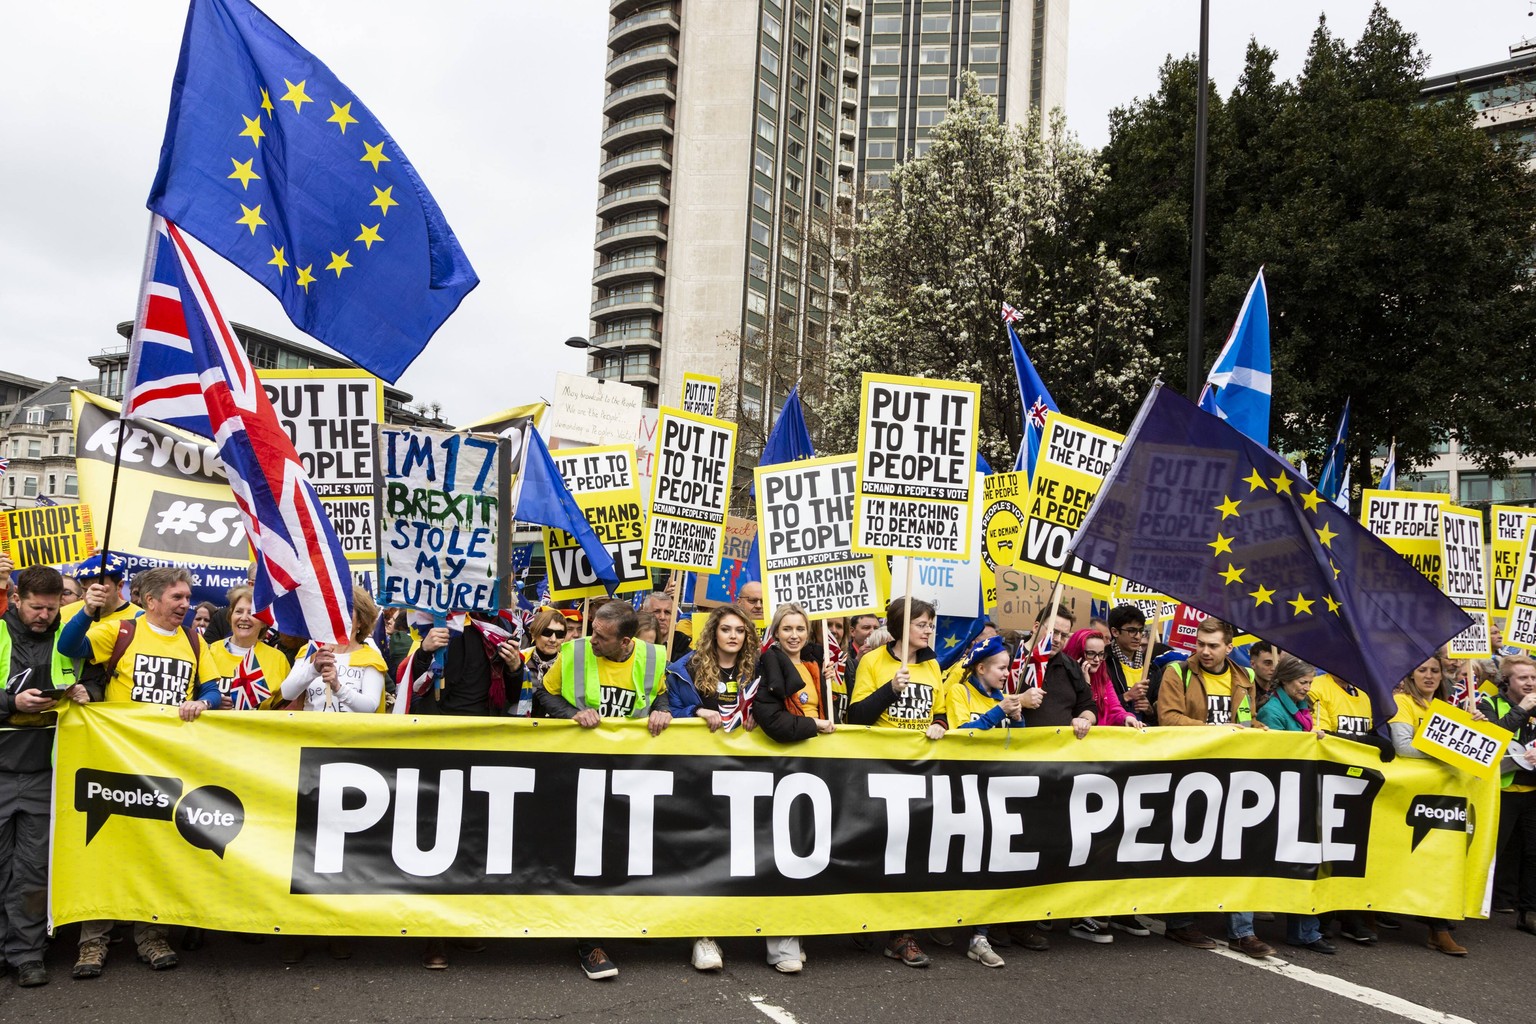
[175, 786, 245, 858]
[74, 769, 181, 843]
[1406, 795, 1468, 851]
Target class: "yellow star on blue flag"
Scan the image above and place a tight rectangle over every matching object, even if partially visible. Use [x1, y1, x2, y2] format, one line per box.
[146, 0, 477, 382]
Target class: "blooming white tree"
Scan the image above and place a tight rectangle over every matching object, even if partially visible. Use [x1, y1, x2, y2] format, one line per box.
[825, 80, 1160, 466]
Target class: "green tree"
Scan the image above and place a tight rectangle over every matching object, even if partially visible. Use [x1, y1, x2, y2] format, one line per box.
[1096, 4, 1536, 487]
[824, 81, 1160, 467]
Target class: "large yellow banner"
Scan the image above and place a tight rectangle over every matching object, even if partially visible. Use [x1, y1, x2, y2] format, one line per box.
[51, 705, 1495, 937]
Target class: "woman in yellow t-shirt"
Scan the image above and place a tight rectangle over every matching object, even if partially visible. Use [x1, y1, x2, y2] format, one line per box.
[205, 587, 290, 710]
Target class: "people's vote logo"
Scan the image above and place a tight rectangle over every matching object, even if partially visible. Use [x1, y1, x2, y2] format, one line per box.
[75, 768, 245, 857]
[1406, 795, 1469, 851]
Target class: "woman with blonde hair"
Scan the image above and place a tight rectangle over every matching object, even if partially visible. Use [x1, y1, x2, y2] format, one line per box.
[278, 586, 388, 713]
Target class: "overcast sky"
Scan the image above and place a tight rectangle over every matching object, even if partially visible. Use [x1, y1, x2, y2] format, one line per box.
[0, 2, 1521, 425]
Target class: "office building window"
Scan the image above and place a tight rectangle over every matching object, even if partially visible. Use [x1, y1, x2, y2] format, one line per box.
[792, 38, 809, 62]
[970, 45, 1000, 63]
[754, 185, 773, 210]
[756, 149, 774, 176]
[758, 115, 777, 143]
[867, 141, 895, 159]
[750, 254, 769, 281]
[977, 76, 999, 94]
[918, 77, 948, 95]
[789, 105, 806, 129]
[914, 139, 933, 157]
[869, 77, 899, 96]
[867, 171, 890, 190]
[762, 45, 780, 76]
[972, 13, 1002, 31]
[868, 109, 898, 127]
[752, 219, 771, 246]
[764, 12, 782, 40]
[790, 69, 808, 95]
[760, 82, 778, 110]
[788, 138, 805, 161]
[64, 475, 77, 498]
[870, 46, 900, 65]
[794, 6, 812, 30]
[817, 92, 834, 116]
[1459, 471, 1536, 505]
[748, 290, 768, 316]
[871, 15, 902, 33]
[22, 477, 37, 498]
[916, 108, 945, 126]
[921, 47, 948, 64]
[786, 171, 803, 194]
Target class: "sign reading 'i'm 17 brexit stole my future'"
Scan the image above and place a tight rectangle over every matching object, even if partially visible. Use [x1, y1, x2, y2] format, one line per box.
[851, 373, 979, 560]
[643, 407, 738, 573]
[1018, 412, 1124, 597]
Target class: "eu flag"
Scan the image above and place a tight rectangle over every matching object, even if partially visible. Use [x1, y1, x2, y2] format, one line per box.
[1073, 383, 1469, 725]
[148, 0, 478, 383]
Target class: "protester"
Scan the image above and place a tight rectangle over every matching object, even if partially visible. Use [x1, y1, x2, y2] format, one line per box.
[667, 605, 759, 730]
[947, 635, 1024, 731]
[537, 599, 670, 980]
[643, 590, 690, 661]
[398, 612, 524, 719]
[1088, 616, 1110, 638]
[0, 565, 87, 987]
[60, 565, 223, 977]
[205, 586, 290, 710]
[60, 553, 137, 701]
[635, 610, 661, 645]
[517, 607, 570, 712]
[1023, 608, 1096, 738]
[1478, 655, 1536, 936]
[1065, 628, 1144, 732]
[1157, 616, 1273, 958]
[1247, 642, 1282, 712]
[277, 587, 387, 714]
[846, 597, 945, 968]
[736, 580, 765, 624]
[754, 603, 837, 740]
[191, 601, 217, 635]
[1104, 605, 1152, 719]
[60, 574, 83, 604]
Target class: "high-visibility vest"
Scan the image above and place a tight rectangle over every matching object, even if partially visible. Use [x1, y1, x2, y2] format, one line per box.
[0, 620, 77, 727]
[559, 637, 663, 718]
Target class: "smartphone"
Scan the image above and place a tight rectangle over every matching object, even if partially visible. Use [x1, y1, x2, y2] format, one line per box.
[34, 687, 71, 700]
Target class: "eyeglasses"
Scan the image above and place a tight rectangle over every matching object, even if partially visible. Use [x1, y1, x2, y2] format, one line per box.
[1082, 650, 1106, 662]
[1115, 626, 1145, 637]
[540, 628, 567, 639]
[1051, 630, 1070, 643]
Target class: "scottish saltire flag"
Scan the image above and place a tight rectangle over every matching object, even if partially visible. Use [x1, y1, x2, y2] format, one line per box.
[1198, 268, 1271, 446]
[138, 216, 353, 644]
[1379, 440, 1397, 490]
[1316, 399, 1351, 503]
[1072, 383, 1469, 724]
[227, 647, 269, 710]
[148, 0, 478, 382]
[1001, 306, 1058, 480]
[515, 429, 619, 595]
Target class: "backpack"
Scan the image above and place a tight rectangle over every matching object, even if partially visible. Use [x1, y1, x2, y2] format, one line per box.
[102, 620, 202, 697]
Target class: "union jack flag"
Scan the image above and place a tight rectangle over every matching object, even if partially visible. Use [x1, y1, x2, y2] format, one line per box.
[126, 216, 352, 643]
[1012, 628, 1054, 694]
[723, 677, 759, 733]
[228, 646, 270, 710]
[1000, 301, 1024, 324]
[0, 457, 9, 475]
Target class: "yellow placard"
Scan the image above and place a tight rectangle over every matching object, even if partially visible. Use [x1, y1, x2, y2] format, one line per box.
[1411, 699, 1513, 780]
[52, 704, 1497, 938]
[543, 444, 649, 601]
[852, 373, 980, 561]
[1492, 505, 1536, 618]
[71, 390, 249, 568]
[1504, 521, 1536, 653]
[680, 372, 721, 418]
[1358, 489, 1447, 586]
[644, 406, 738, 573]
[0, 503, 95, 569]
[1439, 504, 1492, 660]
[1018, 413, 1124, 597]
[980, 471, 1029, 610]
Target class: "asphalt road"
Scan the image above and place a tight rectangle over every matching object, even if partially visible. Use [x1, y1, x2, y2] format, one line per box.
[1, 915, 1525, 1024]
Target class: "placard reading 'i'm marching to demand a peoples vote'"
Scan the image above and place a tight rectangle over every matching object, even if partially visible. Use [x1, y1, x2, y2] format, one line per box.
[644, 407, 737, 573]
[851, 373, 979, 561]
[1438, 504, 1492, 660]
[754, 454, 880, 623]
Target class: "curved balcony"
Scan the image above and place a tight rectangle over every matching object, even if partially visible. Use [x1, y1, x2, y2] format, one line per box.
[843, 55, 860, 80]
[603, 76, 676, 119]
[841, 87, 858, 112]
[596, 181, 670, 218]
[590, 290, 664, 318]
[598, 145, 672, 185]
[594, 218, 667, 253]
[608, 6, 679, 50]
[593, 254, 666, 287]
[602, 110, 674, 148]
[605, 42, 678, 84]
[839, 118, 856, 142]
[838, 147, 855, 173]
[588, 328, 662, 352]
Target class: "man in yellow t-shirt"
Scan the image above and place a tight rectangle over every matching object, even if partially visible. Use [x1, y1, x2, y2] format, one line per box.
[533, 599, 668, 982]
[57, 565, 223, 978]
[60, 553, 140, 702]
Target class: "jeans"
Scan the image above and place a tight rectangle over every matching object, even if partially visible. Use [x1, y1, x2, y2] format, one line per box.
[1285, 915, 1322, 944]
[1166, 912, 1254, 939]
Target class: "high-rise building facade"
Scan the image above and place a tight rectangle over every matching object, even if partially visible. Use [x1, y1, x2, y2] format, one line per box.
[588, 1, 863, 445]
[857, 0, 1068, 190]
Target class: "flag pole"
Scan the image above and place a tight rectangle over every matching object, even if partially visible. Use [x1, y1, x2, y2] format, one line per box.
[900, 558, 915, 671]
[1139, 604, 1162, 686]
[1186, 0, 1211, 399]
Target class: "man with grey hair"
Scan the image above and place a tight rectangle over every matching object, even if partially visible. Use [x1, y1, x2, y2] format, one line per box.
[57, 565, 223, 976]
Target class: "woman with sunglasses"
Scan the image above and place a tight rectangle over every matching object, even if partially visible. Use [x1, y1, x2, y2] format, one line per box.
[518, 607, 571, 713]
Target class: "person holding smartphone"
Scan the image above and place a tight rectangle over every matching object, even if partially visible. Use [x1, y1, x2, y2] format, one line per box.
[0, 564, 88, 987]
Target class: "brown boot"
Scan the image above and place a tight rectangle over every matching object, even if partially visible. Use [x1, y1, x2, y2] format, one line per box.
[1427, 928, 1467, 956]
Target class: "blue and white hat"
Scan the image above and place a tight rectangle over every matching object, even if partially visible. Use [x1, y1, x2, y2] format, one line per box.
[70, 551, 129, 580]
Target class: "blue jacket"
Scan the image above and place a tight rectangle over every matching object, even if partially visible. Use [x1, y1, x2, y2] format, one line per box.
[1256, 686, 1310, 732]
[665, 651, 703, 717]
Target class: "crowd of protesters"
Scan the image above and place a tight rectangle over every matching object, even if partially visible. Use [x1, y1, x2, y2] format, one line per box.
[0, 551, 1530, 988]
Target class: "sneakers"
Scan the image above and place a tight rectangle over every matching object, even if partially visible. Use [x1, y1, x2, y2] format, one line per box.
[1338, 923, 1378, 945]
[1006, 923, 1049, 951]
[1109, 916, 1151, 937]
[16, 961, 48, 987]
[137, 936, 180, 970]
[579, 945, 619, 980]
[883, 934, 930, 967]
[967, 936, 1005, 968]
[691, 937, 723, 972]
[773, 958, 803, 974]
[1165, 925, 1216, 949]
[72, 938, 109, 979]
[1230, 935, 1275, 959]
[1068, 918, 1114, 944]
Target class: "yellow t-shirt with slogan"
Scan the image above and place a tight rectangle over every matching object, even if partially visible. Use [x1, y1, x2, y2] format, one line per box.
[85, 619, 221, 706]
[1311, 674, 1374, 739]
[1203, 665, 1234, 724]
[850, 644, 947, 730]
[543, 640, 668, 719]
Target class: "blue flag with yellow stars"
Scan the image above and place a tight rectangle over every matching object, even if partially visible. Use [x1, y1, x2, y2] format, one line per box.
[1073, 382, 1469, 725]
[147, 0, 478, 383]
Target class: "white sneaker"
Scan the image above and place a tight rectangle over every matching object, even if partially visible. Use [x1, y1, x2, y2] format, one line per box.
[691, 937, 723, 971]
[967, 936, 1005, 968]
[1068, 918, 1114, 944]
[773, 958, 803, 973]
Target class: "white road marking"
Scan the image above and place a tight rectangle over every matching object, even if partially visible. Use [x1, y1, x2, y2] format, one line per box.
[747, 993, 804, 1024]
[1143, 917, 1479, 1024]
